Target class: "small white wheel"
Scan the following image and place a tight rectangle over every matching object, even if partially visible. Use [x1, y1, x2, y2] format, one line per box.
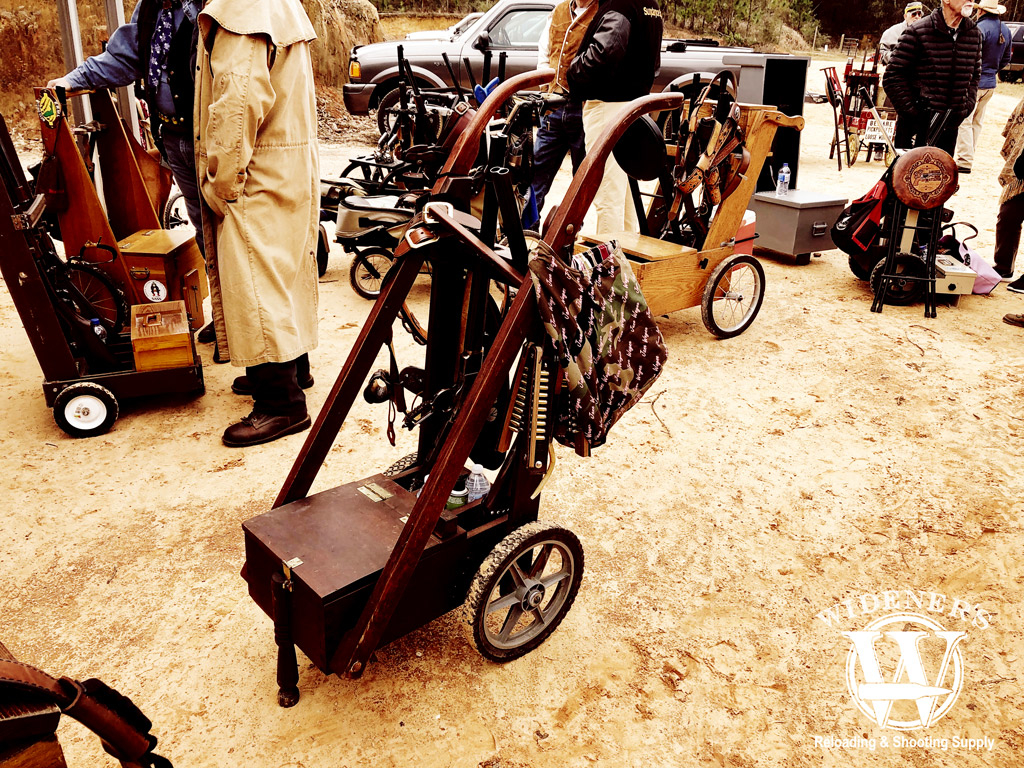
[52, 382, 118, 438]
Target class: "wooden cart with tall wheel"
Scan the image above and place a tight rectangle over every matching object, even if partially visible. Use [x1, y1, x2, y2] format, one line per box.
[577, 84, 803, 338]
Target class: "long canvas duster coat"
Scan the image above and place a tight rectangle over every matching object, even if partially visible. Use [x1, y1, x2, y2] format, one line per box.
[195, 0, 319, 367]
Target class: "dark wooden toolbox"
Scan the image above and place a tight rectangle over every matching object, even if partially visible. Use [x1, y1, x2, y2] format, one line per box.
[243, 474, 502, 674]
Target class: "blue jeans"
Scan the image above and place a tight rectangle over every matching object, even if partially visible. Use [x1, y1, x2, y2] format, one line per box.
[162, 130, 204, 257]
[530, 102, 586, 225]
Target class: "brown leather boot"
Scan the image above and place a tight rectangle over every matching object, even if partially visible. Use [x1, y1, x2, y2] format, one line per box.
[222, 409, 311, 447]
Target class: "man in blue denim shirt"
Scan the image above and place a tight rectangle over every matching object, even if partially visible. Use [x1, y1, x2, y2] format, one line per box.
[47, 0, 216, 343]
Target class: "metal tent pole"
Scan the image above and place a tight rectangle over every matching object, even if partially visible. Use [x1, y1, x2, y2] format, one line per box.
[104, 0, 140, 141]
[54, 0, 93, 127]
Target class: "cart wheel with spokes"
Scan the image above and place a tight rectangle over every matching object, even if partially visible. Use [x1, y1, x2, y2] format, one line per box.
[162, 189, 189, 230]
[701, 254, 766, 339]
[65, 261, 129, 335]
[869, 253, 926, 305]
[52, 382, 119, 438]
[349, 248, 395, 299]
[463, 521, 584, 663]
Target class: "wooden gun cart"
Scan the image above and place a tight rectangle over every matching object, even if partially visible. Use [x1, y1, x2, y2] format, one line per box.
[242, 71, 802, 705]
[0, 90, 204, 438]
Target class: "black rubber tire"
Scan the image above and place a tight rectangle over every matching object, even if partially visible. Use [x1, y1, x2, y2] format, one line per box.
[349, 248, 395, 300]
[848, 253, 873, 281]
[382, 452, 419, 478]
[869, 253, 926, 305]
[701, 254, 766, 339]
[376, 87, 401, 136]
[463, 521, 584, 663]
[65, 262, 129, 336]
[162, 189, 188, 229]
[317, 224, 330, 277]
[52, 382, 119, 438]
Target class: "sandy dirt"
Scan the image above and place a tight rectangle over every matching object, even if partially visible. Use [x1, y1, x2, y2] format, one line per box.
[3, 59, 1024, 767]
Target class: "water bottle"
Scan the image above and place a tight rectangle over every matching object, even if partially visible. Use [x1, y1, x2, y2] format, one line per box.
[90, 318, 107, 342]
[776, 163, 790, 197]
[416, 474, 429, 498]
[465, 463, 491, 502]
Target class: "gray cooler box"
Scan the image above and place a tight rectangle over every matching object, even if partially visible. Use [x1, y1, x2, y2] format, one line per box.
[750, 190, 848, 265]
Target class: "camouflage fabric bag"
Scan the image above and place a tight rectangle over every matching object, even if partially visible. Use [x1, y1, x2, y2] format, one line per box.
[529, 240, 668, 456]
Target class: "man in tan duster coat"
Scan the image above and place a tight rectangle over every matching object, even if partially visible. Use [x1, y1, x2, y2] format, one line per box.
[195, 0, 320, 447]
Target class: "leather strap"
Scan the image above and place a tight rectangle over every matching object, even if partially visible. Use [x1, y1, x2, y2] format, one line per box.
[0, 660, 170, 767]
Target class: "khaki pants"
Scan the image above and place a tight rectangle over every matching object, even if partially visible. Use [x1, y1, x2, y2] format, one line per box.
[582, 100, 638, 234]
[954, 87, 995, 170]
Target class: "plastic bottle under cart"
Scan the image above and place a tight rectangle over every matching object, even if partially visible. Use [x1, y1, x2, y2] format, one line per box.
[465, 463, 491, 502]
[776, 163, 790, 196]
[90, 318, 107, 342]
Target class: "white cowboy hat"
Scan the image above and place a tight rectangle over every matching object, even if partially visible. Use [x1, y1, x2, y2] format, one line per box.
[976, 0, 1007, 13]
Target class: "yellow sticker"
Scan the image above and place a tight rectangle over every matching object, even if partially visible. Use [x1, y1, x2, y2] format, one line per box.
[37, 91, 61, 129]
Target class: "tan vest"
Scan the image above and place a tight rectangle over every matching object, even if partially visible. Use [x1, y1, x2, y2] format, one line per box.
[547, 0, 597, 94]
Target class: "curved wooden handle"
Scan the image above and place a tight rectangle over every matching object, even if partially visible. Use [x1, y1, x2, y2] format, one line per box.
[544, 91, 688, 254]
[764, 111, 805, 131]
[436, 69, 556, 181]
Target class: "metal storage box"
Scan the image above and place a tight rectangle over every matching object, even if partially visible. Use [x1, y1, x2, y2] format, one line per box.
[934, 253, 977, 295]
[750, 190, 847, 264]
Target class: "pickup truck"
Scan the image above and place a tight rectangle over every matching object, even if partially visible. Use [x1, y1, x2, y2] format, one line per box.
[344, 0, 808, 185]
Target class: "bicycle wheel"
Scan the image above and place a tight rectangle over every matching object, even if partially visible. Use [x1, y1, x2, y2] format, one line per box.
[66, 262, 129, 335]
[162, 189, 189, 230]
[349, 248, 395, 300]
[701, 254, 765, 339]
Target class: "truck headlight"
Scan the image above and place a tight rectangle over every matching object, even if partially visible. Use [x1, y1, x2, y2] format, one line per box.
[349, 60, 361, 80]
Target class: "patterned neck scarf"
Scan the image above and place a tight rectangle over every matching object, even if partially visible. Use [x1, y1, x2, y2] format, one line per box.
[147, 0, 182, 93]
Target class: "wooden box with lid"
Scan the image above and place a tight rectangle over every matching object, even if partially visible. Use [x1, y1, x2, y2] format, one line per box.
[118, 228, 207, 329]
[130, 300, 194, 372]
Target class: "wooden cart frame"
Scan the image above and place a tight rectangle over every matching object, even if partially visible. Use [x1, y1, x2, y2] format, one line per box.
[242, 72, 803, 706]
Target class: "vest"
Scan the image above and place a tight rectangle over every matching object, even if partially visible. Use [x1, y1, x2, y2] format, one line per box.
[136, 0, 198, 126]
[547, 0, 598, 94]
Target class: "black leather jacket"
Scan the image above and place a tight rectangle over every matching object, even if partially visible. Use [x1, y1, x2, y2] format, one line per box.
[883, 8, 982, 125]
[567, 0, 663, 102]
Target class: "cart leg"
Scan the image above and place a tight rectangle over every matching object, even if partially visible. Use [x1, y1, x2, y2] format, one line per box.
[272, 572, 300, 707]
[795, 253, 811, 266]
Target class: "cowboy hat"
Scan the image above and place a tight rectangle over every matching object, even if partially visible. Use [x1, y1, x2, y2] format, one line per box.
[976, 0, 1007, 13]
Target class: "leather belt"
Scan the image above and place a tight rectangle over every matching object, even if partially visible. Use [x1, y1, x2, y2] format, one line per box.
[0, 659, 171, 767]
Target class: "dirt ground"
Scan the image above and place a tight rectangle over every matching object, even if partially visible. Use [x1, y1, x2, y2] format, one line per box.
[3, 59, 1024, 767]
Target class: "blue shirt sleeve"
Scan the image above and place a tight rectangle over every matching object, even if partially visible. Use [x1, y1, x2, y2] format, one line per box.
[65, 4, 143, 92]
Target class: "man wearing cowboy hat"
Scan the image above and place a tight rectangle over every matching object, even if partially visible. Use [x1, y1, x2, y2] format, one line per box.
[954, 0, 1012, 172]
[880, 2, 925, 66]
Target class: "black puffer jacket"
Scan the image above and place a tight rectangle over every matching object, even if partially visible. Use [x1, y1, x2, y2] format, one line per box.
[883, 8, 982, 125]
[567, 0, 663, 102]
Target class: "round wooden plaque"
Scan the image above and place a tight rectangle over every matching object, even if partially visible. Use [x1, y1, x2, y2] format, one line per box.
[891, 146, 959, 210]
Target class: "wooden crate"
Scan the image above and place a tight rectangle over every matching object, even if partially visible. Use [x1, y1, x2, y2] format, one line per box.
[130, 300, 193, 372]
[118, 228, 207, 329]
